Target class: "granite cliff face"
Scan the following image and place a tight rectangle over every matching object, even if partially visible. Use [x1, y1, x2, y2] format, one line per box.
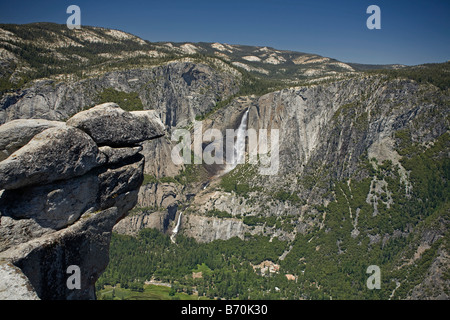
[0, 103, 164, 299]
[163, 75, 447, 239]
[0, 60, 240, 127]
[111, 74, 448, 244]
[113, 74, 449, 299]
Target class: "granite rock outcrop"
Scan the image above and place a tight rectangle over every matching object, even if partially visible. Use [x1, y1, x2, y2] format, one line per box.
[0, 104, 164, 299]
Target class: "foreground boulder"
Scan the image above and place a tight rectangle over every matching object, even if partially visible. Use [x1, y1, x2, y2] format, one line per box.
[0, 119, 65, 162]
[0, 126, 105, 190]
[0, 262, 40, 300]
[0, 103, 164, 300]
[66, 103, 165, 147]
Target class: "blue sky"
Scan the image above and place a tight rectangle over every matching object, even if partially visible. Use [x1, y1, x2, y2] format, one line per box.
[0, 0, 448, 65]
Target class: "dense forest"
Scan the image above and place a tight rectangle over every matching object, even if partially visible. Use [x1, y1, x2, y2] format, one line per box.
[97, 231, 291, 300]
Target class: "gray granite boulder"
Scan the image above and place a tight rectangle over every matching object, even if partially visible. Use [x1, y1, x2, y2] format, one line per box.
[98, 145, 143, 165]
[0, 262, 40, 300]
[0, 126, 105, 190]
[0, 119, 65, 161]
[0, 103, 165, 299]
[66, 103, 164, 147]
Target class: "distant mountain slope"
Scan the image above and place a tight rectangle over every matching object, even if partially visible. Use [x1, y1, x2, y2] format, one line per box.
[0, 22, 404, 94]
[0, 22, 180, 92]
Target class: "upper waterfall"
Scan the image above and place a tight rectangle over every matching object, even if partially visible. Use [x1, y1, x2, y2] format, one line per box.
[170, 212, 183, 243]
[224, 109, 249, 173]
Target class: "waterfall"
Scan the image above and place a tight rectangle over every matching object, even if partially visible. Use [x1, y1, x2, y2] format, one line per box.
[224, 109, 249, 173]
[170, 212, 182, 243]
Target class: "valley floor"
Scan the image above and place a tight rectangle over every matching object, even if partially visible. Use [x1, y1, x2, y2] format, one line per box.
[97, 283, 214, 301]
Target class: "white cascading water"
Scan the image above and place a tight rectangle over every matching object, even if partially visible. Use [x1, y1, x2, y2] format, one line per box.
[170, 212, 182, 243]
[224, 109, 249, 173]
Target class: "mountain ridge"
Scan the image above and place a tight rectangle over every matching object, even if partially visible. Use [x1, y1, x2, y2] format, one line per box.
[0, 22, 405, 92]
